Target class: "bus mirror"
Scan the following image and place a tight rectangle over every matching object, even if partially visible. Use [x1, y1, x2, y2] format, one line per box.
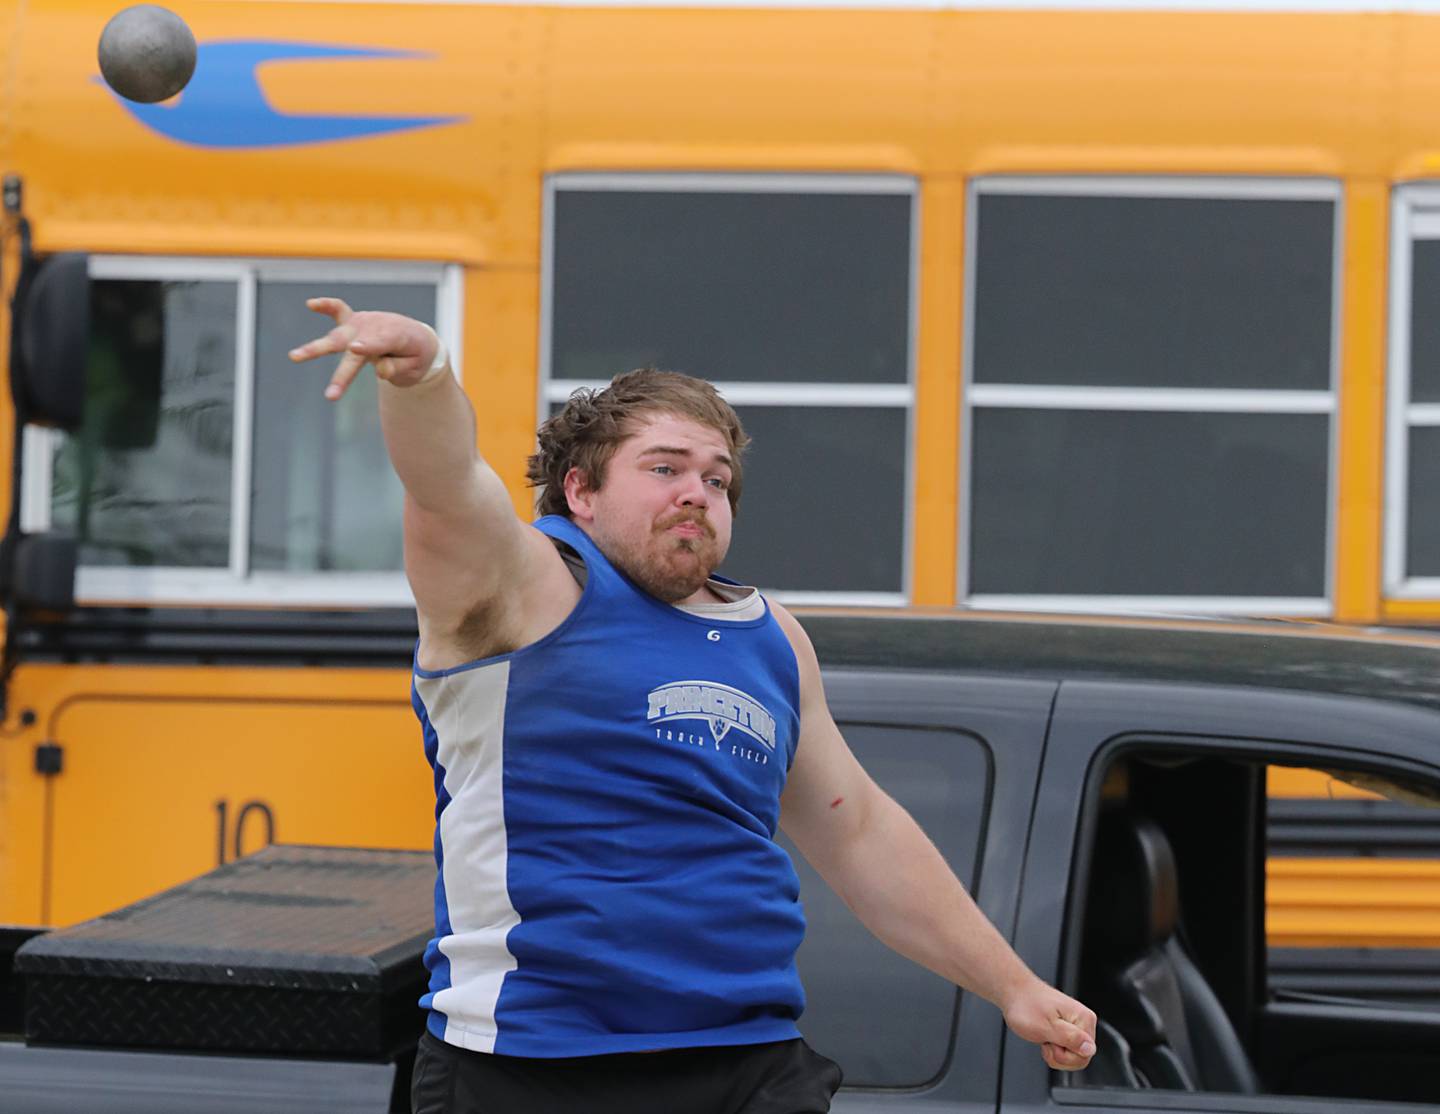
[10, 533, 76, 612]
[11, 253, 89, 431]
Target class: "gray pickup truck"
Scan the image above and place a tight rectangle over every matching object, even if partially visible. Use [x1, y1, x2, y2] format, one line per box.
[5, 611, 1440, 1114]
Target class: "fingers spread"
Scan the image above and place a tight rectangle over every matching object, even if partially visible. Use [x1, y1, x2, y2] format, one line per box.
[289, 323, 355, 364]
[325, 350, 368, 401]
[305, 296, 353, 324]
[347, 323, 420, 359]
[289, 304, 432, 393]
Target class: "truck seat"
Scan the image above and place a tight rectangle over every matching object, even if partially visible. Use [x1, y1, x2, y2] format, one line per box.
[1082, 812, 1261, 1093]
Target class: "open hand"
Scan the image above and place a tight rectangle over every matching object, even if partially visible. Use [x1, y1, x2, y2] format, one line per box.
[288, 297, 442, 401]
[1002, 980, 1097, 1071]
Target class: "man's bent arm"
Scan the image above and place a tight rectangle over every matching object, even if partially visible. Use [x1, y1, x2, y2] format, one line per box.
[772, 606, 1097, 1072]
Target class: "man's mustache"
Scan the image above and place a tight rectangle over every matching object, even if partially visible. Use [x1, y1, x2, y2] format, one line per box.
[656, 510, 715, 539]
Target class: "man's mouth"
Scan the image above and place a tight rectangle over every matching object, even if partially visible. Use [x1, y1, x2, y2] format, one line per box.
[659, 513, 712, 541]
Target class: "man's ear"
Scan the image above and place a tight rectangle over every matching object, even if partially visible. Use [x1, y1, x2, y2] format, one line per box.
[563, 467, 596, 521]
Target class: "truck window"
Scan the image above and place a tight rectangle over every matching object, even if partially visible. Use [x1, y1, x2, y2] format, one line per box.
[1071, 748, 1440, 1109]
[780, 723, 990, 1089]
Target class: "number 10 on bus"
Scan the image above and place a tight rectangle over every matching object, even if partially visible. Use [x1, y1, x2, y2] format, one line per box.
[214, 798, 276, 866]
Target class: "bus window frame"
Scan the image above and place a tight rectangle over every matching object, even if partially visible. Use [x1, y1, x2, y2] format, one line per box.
[1385, 184, 1440, 601]
[540, 171, 920, 607]
[958, 174, 1344, 617]
[20, 255, 464, 609]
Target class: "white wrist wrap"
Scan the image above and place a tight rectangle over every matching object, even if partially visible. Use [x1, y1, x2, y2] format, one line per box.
[418, 325, 449, 384]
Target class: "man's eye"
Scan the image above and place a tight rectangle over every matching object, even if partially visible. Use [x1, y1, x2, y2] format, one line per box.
[706, 477, 728, 490]
[652, 464, 674, 475]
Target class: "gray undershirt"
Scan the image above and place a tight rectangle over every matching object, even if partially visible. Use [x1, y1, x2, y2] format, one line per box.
[558, 546, 767, 622]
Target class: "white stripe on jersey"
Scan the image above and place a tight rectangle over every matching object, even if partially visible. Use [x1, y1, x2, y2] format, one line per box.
[416, 660, 521, 1052]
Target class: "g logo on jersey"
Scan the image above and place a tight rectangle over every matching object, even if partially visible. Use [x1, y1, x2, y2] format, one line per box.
[646, 680, 776, 750]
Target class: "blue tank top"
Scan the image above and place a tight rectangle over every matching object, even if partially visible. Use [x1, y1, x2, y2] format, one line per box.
[411, 515, 806, 1057]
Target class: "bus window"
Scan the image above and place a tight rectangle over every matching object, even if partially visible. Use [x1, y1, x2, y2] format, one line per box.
[1387, 187, 1440, 600]
[32, 260, 451, 607]
[1407, 429, 1440, 583]
[544, 174, 915, 604]
[963, 178, 1339, 616]
[250, 280, 432, 575]
[51, 277, 237, 570]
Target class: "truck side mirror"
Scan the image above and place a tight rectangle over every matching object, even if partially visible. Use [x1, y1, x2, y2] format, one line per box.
[11, 252, 89, 431]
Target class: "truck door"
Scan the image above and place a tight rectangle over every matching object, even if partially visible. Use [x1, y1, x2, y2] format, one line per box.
[1002, 679, 1440, 1114]
[792, 669, 1055, 1114]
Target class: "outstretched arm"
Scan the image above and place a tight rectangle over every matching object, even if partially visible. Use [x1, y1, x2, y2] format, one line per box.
[288, 299, 576, 664]
[773, 605, 1096, 1071]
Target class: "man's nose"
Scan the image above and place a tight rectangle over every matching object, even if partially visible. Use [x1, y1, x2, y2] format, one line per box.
[675, 472, 708, 506]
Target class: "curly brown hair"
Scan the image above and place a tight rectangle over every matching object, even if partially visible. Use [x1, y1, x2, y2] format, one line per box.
[527, 368, 750, 518]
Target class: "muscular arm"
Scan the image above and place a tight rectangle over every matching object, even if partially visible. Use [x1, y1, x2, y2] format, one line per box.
[290, 299, 576, 664]
[772, 605, 1096, 1071]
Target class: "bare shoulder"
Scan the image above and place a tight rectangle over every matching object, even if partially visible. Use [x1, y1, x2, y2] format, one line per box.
[415, 521, 581, 670]
[516, 522, 589, 623]
[768, 601, 815, 656]
[767, 601, 824, 698]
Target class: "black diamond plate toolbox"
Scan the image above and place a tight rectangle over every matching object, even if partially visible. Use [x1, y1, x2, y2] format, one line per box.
[15, 845, 434, 1057]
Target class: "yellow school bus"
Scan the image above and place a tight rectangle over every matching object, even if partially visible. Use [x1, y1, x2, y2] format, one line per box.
[2, 0, 1439, 965]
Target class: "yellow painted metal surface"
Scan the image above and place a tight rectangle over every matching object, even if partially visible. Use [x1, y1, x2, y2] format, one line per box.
[1268, 765, 1383, 800]
[1, 663, 431, 926]
[1267, 768, 1440, 949]
[14, 7, 1428, 225]
[1384, 599, 1440, 623]
[1269, 858, 1440, 948]
[1333, 181, 1387, 627]
[912, 177, 964, 607]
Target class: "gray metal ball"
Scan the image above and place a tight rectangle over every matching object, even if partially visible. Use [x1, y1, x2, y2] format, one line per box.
[98, 5, 197, 104]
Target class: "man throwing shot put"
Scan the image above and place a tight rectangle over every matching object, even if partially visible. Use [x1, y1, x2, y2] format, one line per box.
[291, 298, 1097, 1114]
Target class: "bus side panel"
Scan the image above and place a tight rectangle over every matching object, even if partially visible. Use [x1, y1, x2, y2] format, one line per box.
[1268, 765, 1440, 949]
[4, 664, 431, 927]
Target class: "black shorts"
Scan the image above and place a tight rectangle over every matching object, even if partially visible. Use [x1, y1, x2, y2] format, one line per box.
[411, 1032, 843, 1114]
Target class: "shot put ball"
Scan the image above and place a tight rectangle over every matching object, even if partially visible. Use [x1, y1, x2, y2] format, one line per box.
[98, 5, 197, 104]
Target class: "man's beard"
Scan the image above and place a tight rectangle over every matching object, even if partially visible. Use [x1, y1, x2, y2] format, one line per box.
[596, 510, 724, 603]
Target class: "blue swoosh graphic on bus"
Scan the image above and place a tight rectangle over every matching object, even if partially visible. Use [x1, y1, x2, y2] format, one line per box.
[108, 41, 464, 149]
